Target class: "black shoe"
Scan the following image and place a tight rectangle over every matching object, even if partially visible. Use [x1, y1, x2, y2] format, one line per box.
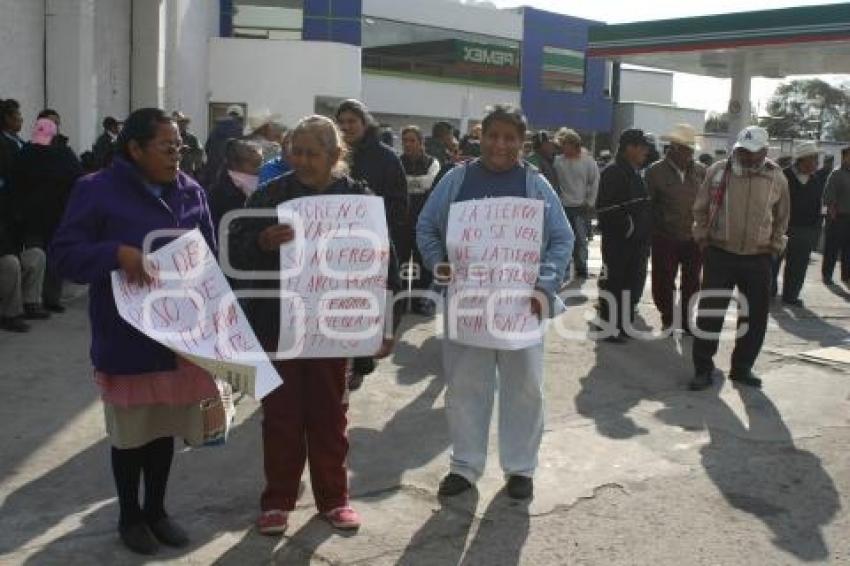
[348, 371, 365, 392]
[413, 299, 436, 317]
[729, 369, 762, 389]
[23, 303, 51, 320]
[782, 298, 804, 308]
[506, 475, 533, 500]
[147, 516, 189, 548]
[44, 303, 66, 313]
[689, 369, 714, 391]
[438, 473, 473, 497]
[119, 522, 159, 555]
[603, 335, 627, 344]
[0, 316, 30, 333]
[823, 277, 835, 285]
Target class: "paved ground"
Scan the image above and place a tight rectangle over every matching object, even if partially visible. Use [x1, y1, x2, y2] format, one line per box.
[1, 244, 850, 565]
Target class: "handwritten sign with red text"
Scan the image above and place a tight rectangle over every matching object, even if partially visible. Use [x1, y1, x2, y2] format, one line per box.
[276, 195, 390, 358]
[111, 229, 282, 399]
[446, 197, 545, 350]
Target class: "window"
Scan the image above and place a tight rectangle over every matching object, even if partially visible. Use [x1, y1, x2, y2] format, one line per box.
[232, 0, 303, 40]
[603, 61, 614, 98]
[362, 18, 521, 88]
[541, 46, 585, 94]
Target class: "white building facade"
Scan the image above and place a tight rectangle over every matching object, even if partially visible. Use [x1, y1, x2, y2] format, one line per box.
[1, 0, 613, 152]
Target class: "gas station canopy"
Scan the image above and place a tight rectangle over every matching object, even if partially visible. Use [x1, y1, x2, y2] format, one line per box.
[587, 3, 850, 78]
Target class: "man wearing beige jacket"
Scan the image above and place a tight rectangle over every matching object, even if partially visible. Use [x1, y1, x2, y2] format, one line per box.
[690, 126, 790, 391]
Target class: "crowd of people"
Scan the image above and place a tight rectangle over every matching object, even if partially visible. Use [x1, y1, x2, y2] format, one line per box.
[2, 93, 850, 556]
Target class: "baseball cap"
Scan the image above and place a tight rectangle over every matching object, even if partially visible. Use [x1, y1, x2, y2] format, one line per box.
[733, 126, 769, 152]
[619, 129, 651, 148]
[226, 104, 244, 119]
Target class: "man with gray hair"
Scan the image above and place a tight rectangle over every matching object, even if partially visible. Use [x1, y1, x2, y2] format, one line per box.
[690, 126, 790, 391]
[554, 127, 598, 279]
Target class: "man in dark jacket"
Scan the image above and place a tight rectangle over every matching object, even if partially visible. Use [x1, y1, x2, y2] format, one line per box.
[92, 116, 120, 169]
[426, 121, 455, 168]
[595, 129, 652, 342]
[823, 147, 850, 285]
[201, 105, 244, 186]
[336, 99, 409, 267]
[37, 109, 70, 149]
[0, 99, 25, 193]
[526, 131, 560, 193]
[774, 142, 825, 306]
[10, 118, 84, 312]
[173, 112, 204, 180]
[208, 139, 262, 234]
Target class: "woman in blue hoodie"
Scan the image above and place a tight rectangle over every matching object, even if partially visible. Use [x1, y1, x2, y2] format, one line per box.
[51, 108, 217, 556]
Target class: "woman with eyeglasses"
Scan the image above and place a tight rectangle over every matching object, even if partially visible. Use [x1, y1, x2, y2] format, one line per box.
[50, 108, 217, 556]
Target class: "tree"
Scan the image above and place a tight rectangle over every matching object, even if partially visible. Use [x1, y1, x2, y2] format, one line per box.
[758, 79, 850, 141]
[704, 112, 730, 134]
[705, 110, 759, 134]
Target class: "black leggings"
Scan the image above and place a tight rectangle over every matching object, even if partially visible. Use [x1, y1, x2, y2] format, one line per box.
[111, 436, 174, 527]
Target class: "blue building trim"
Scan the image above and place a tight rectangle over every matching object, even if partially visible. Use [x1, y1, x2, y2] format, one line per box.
[521, 8, 612, 132]
[220, 0, 234, 37]
[303, 0, 362, 46]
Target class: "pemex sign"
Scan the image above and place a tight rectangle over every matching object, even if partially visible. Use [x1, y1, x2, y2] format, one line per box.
[459, 41, 520, 68]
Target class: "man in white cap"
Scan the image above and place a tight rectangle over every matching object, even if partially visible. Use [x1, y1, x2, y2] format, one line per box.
[690, 125, 790, 391]
[645, 124, 706, 332]
[773, 141, 825, 306]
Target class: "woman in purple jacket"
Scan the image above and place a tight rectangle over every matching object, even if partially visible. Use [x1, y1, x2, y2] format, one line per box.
[51, 108, 217, 556]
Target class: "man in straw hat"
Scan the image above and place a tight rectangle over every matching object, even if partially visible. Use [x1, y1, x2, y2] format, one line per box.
[645, 123, 706, 333]
[246, 109, 286, 162]
[690, 126, 789, 391]
[773, 141, 825, 307]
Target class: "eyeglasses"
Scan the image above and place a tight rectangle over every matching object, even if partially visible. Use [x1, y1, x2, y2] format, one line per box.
[150, 140, 186, 156]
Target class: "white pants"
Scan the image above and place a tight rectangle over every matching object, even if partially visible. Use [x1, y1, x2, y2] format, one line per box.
[442, 339, 545, 482]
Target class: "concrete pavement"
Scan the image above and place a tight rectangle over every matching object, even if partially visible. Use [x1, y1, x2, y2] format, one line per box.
[1, 246, 850, 565]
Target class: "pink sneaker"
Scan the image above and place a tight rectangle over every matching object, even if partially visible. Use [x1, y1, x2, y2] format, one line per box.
[324, 506, 361, 530]
[257, 510, 288, 535]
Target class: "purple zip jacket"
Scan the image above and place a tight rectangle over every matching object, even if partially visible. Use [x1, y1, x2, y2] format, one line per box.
[51, 156, 217, 375]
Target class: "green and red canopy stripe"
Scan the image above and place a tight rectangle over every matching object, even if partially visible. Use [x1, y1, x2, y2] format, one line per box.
[588, 4, 850, 57]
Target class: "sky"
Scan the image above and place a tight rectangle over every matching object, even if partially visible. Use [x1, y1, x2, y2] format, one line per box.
[488, 0, 849, 113]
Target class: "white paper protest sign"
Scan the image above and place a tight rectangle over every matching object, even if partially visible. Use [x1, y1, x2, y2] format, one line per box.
[111, 229, 282, 399]
[446, 197, 545, 350]
[276, 194, 390, 358]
